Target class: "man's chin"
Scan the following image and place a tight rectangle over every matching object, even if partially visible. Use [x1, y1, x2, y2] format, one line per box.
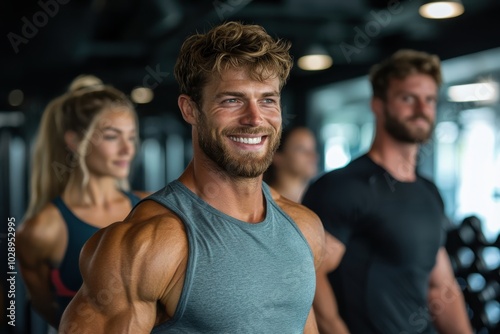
[224, 159, 272, 178]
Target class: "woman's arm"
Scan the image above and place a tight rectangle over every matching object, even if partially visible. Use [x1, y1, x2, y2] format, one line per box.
[17, 209, 65, 327]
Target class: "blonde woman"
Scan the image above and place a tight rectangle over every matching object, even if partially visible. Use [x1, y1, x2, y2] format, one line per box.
[17, 78, 149, 328]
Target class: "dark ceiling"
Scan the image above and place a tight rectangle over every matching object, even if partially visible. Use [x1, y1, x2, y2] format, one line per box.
[1, 0, 500, 122]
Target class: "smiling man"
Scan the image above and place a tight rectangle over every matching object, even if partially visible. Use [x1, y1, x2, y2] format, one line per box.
[59, 21, 325, 334]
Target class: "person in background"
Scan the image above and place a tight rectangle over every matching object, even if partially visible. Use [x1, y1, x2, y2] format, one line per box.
[264, 126, 318, 202]
[17, 76, 149, 329]
[303, 50, 473, 334]
[59, 21, 325, 333]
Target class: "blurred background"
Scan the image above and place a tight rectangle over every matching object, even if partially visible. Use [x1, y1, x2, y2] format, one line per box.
[1, 0, 500, 333]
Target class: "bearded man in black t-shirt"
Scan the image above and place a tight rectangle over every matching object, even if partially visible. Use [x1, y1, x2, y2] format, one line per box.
[303, 50, 472, 334]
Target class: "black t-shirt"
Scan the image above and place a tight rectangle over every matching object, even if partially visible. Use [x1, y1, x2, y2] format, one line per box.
[302, 154, 448, 334]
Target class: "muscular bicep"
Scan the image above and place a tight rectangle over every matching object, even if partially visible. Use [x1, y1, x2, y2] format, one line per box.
[428, 247, 456, 288]
[428, 247, 462, 308]
[295, 200, 346, 272]
[60, 224, 158, 333]
[299, 210, 326, 271]
[319, 233, 345, 273]
[427, 246, 463, 307]
[61, 207, 189, 333]
[60, 273, 157, 333]
[59, 284, 115, 333]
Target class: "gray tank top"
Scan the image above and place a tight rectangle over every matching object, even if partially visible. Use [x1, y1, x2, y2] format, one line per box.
[149, 180, 316, 333]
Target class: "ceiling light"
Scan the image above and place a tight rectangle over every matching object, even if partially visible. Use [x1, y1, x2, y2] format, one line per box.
[131, 87, 154, 104]
[419, 0, 464, 19]
[447, 82, 498, 102]
[297, 45, 333, 71]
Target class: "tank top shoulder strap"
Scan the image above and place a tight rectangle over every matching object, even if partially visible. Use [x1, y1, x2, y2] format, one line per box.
[261, 181, 273, 201]
[52, 196, 83, 226]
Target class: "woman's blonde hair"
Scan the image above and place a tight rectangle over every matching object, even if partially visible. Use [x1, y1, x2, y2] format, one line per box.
[24, 76, 137, 219]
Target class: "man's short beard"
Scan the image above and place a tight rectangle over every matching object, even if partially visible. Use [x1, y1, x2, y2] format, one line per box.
[197, 110, 281, 178]
[383, 107, 434, 143]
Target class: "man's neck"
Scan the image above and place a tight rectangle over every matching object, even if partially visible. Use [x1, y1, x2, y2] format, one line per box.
[179, 160, 266, 223]
[368, 135, 420, 182]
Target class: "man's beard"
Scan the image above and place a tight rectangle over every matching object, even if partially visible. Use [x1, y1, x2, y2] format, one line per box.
[383, 107, 434, 143]
[196, 111, 281, 178]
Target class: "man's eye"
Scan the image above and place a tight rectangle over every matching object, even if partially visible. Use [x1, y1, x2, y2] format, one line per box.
[402, 95, 415, 103]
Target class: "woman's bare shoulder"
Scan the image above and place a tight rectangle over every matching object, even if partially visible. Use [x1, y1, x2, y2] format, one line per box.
[17, 203, 65, 257]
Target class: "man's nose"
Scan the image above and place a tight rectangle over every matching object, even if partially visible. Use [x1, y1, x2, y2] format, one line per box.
[240, 101, 264, 126]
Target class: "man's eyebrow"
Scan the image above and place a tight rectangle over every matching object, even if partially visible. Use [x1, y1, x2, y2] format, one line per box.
[214, 91, 280, 98]
[262, 91, 280, 97]
[215, 91, 245, 98]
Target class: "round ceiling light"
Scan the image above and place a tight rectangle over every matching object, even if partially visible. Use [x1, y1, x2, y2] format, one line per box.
[419, 1, 464, 19]
[297, 54, 333, 71]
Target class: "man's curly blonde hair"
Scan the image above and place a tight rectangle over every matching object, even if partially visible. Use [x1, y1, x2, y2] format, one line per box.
[174, 21, 293, 107]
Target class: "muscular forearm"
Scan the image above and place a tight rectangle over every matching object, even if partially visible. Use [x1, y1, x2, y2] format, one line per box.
[316, 313, 349, 334]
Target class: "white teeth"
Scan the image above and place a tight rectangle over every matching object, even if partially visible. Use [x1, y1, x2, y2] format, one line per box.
[229, 136, 262, 144]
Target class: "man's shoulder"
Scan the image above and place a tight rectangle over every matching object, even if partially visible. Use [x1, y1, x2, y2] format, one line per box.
[417, 174, 439, 190]
[85, 200, 187, 264]
[121, 199, 187, 245]
[274, 194, 323, 240]
[126, 198, 180, 224]
[306, 155, 374, 196]
[77, 199, 188, 317]
[416, 174, 444, 206]
[274, 196, 325, 268]
[275, 193, 320, 223]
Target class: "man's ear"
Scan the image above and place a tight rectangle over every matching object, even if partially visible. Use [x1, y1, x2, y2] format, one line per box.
[64, 131, 80, 153]
[178, 95, 198, 125]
